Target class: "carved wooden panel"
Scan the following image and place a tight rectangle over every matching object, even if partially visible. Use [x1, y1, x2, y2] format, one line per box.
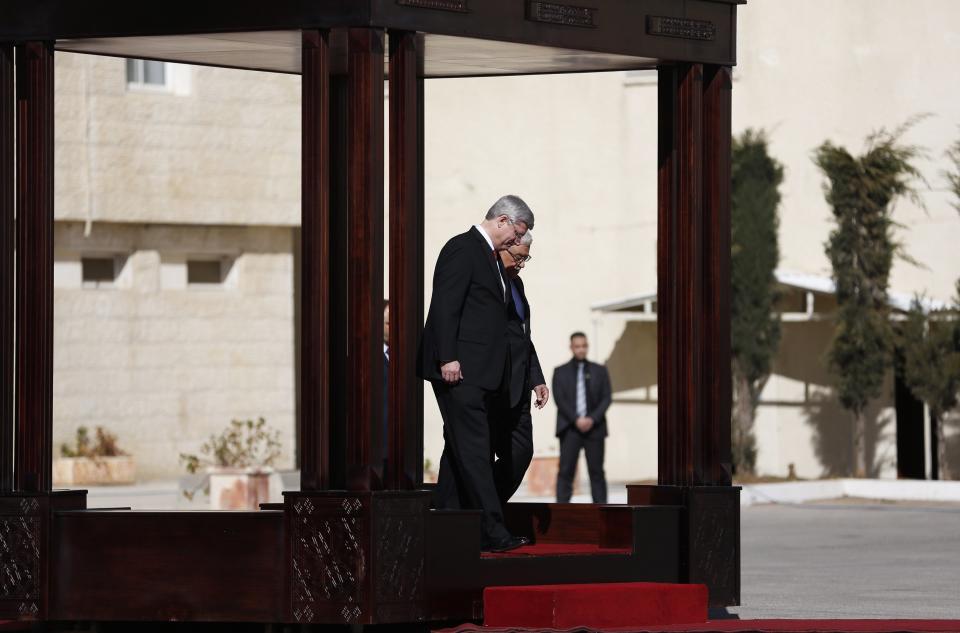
[373, 497, 425, 621]
[527, 2, 598, 28]
[688, 488, 739, 607]
[0, 497, 42, 619]
[647, 16, 716, 41]
[397, 0, 468, 12]
[290, 495, 368, 623]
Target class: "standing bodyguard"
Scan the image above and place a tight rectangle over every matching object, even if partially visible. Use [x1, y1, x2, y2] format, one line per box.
[418, 195, 535, 552]
[553, 332, 612, 503]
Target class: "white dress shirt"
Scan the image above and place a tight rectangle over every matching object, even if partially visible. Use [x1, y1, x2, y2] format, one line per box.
[473, 224, 506, 297]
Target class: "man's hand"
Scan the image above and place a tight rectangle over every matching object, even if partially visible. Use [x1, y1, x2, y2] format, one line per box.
[533, 384, 550, 409]
[575, 416, 594, 433]
[440, 360, 463, 385]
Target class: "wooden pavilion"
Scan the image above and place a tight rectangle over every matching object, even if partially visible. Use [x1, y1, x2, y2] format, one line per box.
[0, 0, 743, 625]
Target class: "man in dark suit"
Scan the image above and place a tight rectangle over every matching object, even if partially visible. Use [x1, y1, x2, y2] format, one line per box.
[553, 332, 612, 503]
[418, 195, 535, 552]
[492, 231, 549, 503]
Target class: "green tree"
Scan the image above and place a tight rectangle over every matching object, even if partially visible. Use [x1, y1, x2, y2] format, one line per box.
[813, 123, 923, 477]
[730, 129, 783, 475]
[899, 293, 960, 480]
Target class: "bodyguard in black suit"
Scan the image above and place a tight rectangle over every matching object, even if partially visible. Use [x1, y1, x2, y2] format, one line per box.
[491, 233, 549, 503]
[552, 332, 612, 503]
[418, 195, 535, 552]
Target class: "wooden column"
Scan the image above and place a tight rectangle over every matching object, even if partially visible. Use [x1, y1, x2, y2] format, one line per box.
[387, 31, 424, 489]
[343, 27, 385, 492]
[299, 29, 332, 491]
[701, 65, 733, 487]
[14, 42, 54, 493]
[656, 62, 732, 488]
[0, 44, 13, 492]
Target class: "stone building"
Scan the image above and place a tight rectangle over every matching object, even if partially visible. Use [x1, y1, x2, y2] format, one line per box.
[53, 54, 300, 479]
[52, 0, 960, 482]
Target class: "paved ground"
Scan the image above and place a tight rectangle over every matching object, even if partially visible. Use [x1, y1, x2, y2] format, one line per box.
[732, 500, 960, 619]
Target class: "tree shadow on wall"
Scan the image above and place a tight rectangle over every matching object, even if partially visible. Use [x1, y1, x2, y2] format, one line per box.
[603, 321, 658, 397]
[803, 389, 895, 477]
[944, 411, 960, 480]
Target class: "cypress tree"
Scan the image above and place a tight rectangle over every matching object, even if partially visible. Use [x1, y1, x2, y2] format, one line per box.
[730, 129, 783, 475]
[899, 295, 960, 480]
[813, 124, 922, 477]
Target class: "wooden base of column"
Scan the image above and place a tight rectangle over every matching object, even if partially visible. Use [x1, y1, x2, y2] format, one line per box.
[285, 489, 431, 625]
[0, 490, 86, 621]
[628, 484, 740, 607]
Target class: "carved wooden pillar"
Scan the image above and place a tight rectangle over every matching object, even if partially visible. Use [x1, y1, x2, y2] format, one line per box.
[387, 30, 424, 490]
[299, 29, 332, 492]
[0, 42, 86, 625]
[642, 62, 738, 608]
[701, 65, 733, 487]
[14, 41, 54, 494]
[287, 28, 430, 627]
[343, 27, 386, 492]
[656, 62, 732, 488]
[0, 43, 13, 493]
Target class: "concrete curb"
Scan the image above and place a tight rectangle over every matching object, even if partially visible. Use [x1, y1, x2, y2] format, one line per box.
[741, 478, 960, 506]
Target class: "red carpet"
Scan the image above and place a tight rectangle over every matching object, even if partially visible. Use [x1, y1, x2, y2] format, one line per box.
[483, 582, 708, 629]
[481, 543, 633, 559]
[438, 620, 960, 632]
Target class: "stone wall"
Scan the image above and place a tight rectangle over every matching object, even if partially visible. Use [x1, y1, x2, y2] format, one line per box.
[53, 221, 296, 480]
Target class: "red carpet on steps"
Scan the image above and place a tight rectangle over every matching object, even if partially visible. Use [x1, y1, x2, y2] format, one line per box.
[483, 583, 708, 629]
[437, 620, 960, 632]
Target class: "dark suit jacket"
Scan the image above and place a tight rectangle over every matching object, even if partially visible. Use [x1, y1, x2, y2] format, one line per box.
[552, 359, 612, 437]
[417, 227, 511, 391]
[506, 275, 545, 408]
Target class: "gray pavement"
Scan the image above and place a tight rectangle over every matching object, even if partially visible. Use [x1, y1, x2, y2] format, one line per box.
[732, 500, 960, 619]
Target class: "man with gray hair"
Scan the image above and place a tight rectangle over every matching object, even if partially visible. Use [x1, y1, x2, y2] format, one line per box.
[418, 195, 534, 553]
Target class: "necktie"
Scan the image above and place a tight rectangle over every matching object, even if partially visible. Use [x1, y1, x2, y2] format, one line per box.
[576, 362, 587, 418]
[511, 283, 525, 322]
[494, 253, 507, 300]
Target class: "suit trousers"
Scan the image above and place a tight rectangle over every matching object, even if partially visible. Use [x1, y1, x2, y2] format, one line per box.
[432, 382, 513, 543]
[556, 427, 607, 503]
[489, 394, 534, 504]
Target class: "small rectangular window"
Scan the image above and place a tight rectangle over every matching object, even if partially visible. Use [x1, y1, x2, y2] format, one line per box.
[187, 260, 223, 286]
[126, 58, 169, 89]
[81, 257, 117, 288]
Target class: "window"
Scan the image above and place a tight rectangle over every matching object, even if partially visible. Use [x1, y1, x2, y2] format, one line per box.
[187, 260, 224, 286]
[81, 257, 117, 289]
[126, 59, 169, 89]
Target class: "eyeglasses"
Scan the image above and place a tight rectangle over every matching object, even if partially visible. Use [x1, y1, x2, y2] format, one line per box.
[507, 249, 532, 264]
[506, 218, 526, 244]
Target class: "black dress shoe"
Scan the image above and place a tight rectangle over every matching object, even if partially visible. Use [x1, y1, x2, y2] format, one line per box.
[482, 535, 530, 553]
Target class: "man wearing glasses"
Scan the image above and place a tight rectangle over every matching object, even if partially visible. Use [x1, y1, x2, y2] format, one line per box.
[418, 195, 535, 553]
[491, 231, 549, 504]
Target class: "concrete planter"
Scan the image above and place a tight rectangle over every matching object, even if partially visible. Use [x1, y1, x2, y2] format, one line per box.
[208, 469, 271, 510]
[53, 456, 136, 486]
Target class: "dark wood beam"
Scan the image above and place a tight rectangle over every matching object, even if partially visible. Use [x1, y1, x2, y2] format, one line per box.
[299, 29, 331, 492]
[344, 27, 385, 491]
[701, 65, 733, 486]
[14, 41, 54, 493]
[657, 62, 733, 487]
[0, 44, 14, 492]
[3, 0, 738, 67]
[387, 31, 424, 490]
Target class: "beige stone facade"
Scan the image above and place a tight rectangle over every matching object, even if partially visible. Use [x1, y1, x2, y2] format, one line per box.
[54, 54, 299, 479]
[50, 0, 960, 483]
